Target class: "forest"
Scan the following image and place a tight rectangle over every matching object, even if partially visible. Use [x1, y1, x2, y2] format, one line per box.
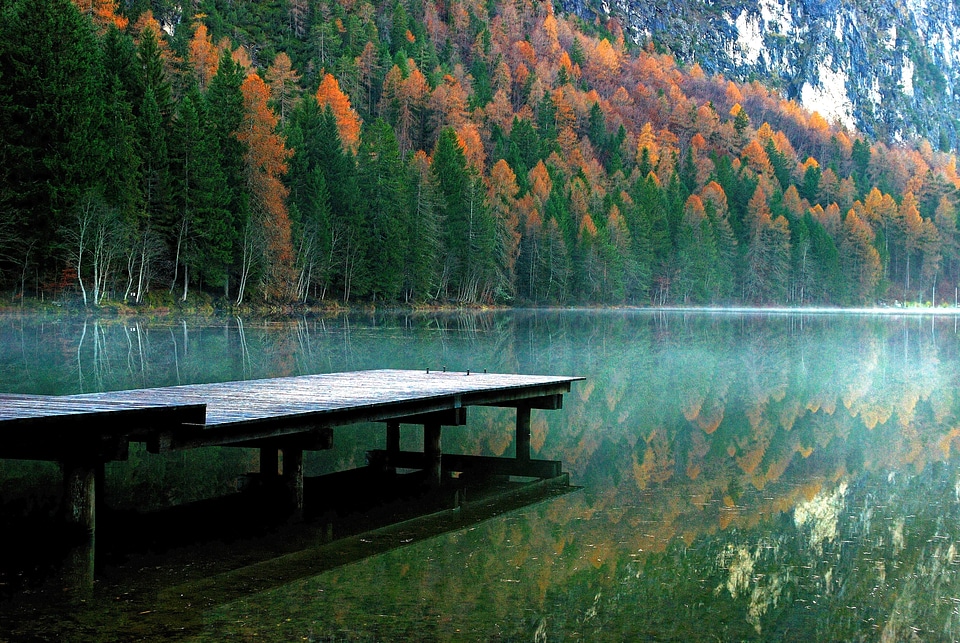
[1, 0, 959, 308]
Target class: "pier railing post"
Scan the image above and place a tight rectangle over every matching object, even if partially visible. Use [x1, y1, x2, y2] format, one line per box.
[516, 405, 532, 462]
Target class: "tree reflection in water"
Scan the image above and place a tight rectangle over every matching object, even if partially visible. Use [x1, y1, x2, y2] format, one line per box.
[2, 311, 960, 641]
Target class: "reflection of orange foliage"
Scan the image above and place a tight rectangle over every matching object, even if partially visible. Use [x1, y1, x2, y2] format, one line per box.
[774, 496, 794, 513]
[588, 542, 614, 569]
[680, 396, 702, 422]
[761, 440, 804, 486]
[938, 427, 960, 457]
[631, 532, 657, 553]
[632, 429, 674, 489]
[855, 401, 893, 429]
[537, 566, 551, 602]
[801, 481, 823, 501]
[577, 379, 595, 403]
[487, 426, 513, 456]
[604, 378, 626, 412]
[686, 430, 708, 480]
[778, 399, 801, 431]
[718, 507, 737, 530]
[898, 391, 920, 427]
[736, 438, 768, 475]
[697, 401, 724, 434]
[531, 416, 548, 453]
[553, 535, 567, 556]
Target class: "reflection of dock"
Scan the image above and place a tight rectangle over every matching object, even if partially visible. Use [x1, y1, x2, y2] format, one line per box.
[0, 369, 582, 585]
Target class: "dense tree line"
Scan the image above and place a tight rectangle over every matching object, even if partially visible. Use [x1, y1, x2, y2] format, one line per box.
[1, 0, 959, 307]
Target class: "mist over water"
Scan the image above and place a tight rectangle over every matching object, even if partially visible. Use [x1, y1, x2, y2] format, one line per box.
[2, 310, 960, 641]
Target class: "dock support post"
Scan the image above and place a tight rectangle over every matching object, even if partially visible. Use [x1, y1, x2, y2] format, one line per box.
[281, 447, 304, 521]
[61, 460, 96, 597]
[424, 422, 442, 487]
[516, 405, 531, 462]
[386, 420, 400, 474]
[63, 461, 96, 537]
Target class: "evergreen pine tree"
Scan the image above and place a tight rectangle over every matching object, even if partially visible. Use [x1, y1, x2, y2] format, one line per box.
[206, 50, 248, 298]
[0, 0, 107, 273]
[357, 119, 407, 301]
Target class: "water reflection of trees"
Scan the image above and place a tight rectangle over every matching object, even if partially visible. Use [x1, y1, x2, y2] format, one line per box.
[538, 313, 960, 538]
[198, 313, 960, 641]
[505, 312, 960, 639]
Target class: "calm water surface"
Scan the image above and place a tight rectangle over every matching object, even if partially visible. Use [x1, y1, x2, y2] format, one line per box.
[2, 309, 960, 641]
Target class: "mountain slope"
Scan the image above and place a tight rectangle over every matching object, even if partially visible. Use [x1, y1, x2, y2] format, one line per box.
[561, 0, 959, 148]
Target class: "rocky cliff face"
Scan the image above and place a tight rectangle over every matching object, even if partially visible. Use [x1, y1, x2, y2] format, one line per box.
[560, 0, 960, 148]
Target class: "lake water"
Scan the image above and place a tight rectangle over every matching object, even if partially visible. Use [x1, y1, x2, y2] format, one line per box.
[2, 309, 960, 641]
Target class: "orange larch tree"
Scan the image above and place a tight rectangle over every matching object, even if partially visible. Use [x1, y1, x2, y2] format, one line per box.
[265, 52, 301, 124]
[586, 38, 621, 89]
[900, 191, 925, 294]
[488, 159, 523, 286]
[456, 122, 486, 173]
[741, 139, 773, 177]
[188, 21, 219, 91]
[315, 73, 361, 152]
[427, 74, 469, 137]
[72, 0, 128, 31]
[238, 73, 294, 302]
[397, 65, 430, 154]
[529, 160, 553, 205]
[841, 208, 882, 301]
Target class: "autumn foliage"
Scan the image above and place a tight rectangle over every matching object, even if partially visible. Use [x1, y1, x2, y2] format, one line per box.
[315, 73, 361, 152]
[5, 0, 960, 306]
[239, 72, 294, 299]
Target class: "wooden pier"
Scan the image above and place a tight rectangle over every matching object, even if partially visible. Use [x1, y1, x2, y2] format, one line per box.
[0, 369, 582, 545]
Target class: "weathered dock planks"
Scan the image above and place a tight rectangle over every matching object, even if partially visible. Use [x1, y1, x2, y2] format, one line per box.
[69, 368, 578, 427]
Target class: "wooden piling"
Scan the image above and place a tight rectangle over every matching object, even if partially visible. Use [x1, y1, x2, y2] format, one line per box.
[424, 421, 442, 487]
[62, 461, 96, 537]
[385, 420, 400, 473]
[281, 447, 304, 520]
[516, 405, 532, 462]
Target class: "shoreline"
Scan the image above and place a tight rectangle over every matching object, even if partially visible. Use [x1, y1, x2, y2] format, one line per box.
[2, 297, 960, 319]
